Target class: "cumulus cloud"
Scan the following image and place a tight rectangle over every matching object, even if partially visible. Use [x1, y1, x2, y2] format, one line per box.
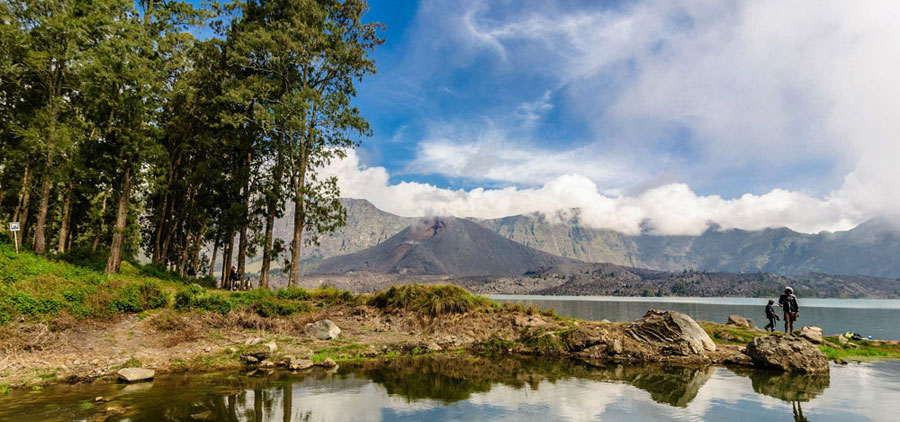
[381, 0, 900, 229]
[321, 150, 859, 235]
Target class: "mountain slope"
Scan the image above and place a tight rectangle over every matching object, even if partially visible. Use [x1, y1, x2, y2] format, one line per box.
[260, 199, 900, 278]
[312, 217, 574, 276]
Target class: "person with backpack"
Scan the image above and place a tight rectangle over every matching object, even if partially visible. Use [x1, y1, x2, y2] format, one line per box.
[764, 299, 780, 332]
[778, 287, 799, 335]
[229, 266, 239, 291]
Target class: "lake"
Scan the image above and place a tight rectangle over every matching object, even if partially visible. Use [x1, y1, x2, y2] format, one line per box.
[491, 295, 900, 340]
[1, 356, 898, 421]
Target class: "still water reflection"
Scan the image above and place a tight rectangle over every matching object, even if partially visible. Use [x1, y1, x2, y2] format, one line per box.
[1, 356, 897, 421]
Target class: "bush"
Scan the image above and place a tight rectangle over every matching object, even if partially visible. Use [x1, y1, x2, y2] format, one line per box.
[368, 284, 489, 317]
[56, 248, 108, 272]
[275, 287, 310, 301]
[308, 285, 357, 305]
[252, 298, 309, 317]
[174, 285, 232, 314]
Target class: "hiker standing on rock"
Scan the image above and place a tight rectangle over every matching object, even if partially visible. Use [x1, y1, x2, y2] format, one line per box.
[764, 299, 780, 332]
[778, 287, 799, 335]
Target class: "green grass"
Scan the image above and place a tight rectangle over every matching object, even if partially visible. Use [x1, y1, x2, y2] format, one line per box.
[368, 284, 492, 316]
[820, 337, 900, 361]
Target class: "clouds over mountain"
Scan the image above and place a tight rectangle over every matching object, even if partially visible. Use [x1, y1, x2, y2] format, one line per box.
[349, 0, 900, 235]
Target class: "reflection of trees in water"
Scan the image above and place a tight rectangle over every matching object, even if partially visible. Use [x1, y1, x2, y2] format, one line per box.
[97, 358, 797, 420]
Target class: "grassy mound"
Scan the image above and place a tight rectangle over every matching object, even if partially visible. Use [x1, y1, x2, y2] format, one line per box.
[368, 284, 492, 316]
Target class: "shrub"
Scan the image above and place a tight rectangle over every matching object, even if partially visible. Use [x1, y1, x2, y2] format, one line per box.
[275, 287, 310, 301]
[309, 285, 357, 305]
[368, 284, 489, 317]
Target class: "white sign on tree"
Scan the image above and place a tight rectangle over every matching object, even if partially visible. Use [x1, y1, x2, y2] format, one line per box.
[9, 222, 19, 232]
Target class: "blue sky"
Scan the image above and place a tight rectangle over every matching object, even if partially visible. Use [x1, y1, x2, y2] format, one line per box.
[189, 1, 900, 235]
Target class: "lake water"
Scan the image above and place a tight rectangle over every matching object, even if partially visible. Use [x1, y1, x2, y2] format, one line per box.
[491, 295, 900, 340]
[2, 356, 899, 421]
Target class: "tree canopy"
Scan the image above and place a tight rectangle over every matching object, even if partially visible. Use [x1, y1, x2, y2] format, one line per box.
[0, 0, 381, 286]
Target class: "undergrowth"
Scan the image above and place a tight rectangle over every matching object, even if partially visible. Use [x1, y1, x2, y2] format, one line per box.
[367, 284, 492, 316]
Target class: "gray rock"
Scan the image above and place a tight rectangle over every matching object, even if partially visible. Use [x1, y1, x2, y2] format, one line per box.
[607, 338, 623, 355]
[626, 309, 716, 355]
[836, 335, 849, 345]
[745, 335, 829, 373]
[305, 319, 341, 340]
[288, 358, 315, 371]
[727, 314, 757, 329]
[799, 326, 823, 344]
[264, 341, 278, 352]
[425, 342, 442, 352]
[117, 368, 155, 383]
[316, 358, 337, 368]
[244, 337, 265, 346]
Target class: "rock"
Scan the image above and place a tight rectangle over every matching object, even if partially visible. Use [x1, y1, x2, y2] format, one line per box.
[304, 319, 341, 340]
[425, 342, 442, 352]
[316, 358, 337, 368]
[117, 368, 155, 383]
[745, 335, 829, 373]
[264, 341, 278, 353]
[241, 350, 269, 365]
[799, 326, 823, 344]
[599, 319, 611, 324]
[835, 359, 848, 365]
[727, 314, 757, 329]
[626, 309, 716, 355]
[244, 337, 265, 346]
[846, 342, 859, 349]
[723, 352, 754, 366]
[288, 358, 314, 371]
[823, 340, 841, 349]
[607, 338, 623, 355]
[836, 335, 848, 345]
[191, 410, 216, 421]
[260, 360, 276, 368]
[203, 347, 212, 353]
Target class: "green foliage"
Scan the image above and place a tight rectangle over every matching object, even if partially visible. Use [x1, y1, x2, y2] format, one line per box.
[368, 284, 491, 317]
[275, 287, 310, 301]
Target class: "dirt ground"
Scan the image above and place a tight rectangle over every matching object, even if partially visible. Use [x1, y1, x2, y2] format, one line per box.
[0, 306, 747, 391]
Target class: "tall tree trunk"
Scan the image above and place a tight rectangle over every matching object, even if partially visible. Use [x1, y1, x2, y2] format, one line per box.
[33, 163, 53, 253]
[92, 193, 108, 251]
[13, 165, 31, 248]
[106, 166, 132, 274]
[221, 232, 234, 289]
[259, 150, 284, 290]
[288, 163, 307, 287]
[57, 182, 73, 253]
[191, 222, 206, 276]
[209, 236, 219, 281]
[260, 209, 276, 289]
[153, 153, 181, 263]
[237, 152, 251, 289]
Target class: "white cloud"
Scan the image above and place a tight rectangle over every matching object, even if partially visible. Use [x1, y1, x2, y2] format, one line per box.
[322, 150, 859, 235]
[389, 0, 900, 228]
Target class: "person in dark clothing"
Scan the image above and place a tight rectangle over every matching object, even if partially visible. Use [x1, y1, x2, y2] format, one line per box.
[778, 287, 799, 334]
[186, 267, 196, 278]
[229, 266, 239, 291]
[764, 299, 780, 332]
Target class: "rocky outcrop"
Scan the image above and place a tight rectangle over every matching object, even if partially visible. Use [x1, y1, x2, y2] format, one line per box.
[305, 319, 341, 340]
[745, 335, 829, 373]
[799, 326, 823, 344]
[626, 310, 716, 355]
[117, 368, 154, 383]
[727, 314, 757, 329]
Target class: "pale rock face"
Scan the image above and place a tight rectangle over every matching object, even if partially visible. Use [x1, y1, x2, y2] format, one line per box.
[117, 368, 155, 383]
[799, 326, 824, 344]
[745, 335, 829, 373]
[727, 314, 757, 330]
[305, 319, 341, 340]
[626, 309, 716, 355]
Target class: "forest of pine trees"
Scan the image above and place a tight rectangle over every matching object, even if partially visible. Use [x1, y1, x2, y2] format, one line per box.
[0, 0, 382, 287]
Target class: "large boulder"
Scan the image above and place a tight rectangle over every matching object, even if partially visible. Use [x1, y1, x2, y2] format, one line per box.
[799, 326, 823, 344]
[117, 368, 155, 383]
[304, 319, 341, 340]
[626, 309, 716, 355]
[745, 335, 829, 373]
[727, 314, 757, 330]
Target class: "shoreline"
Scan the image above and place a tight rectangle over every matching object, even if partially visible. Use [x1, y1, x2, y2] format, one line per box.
[3, 296, 898, 393]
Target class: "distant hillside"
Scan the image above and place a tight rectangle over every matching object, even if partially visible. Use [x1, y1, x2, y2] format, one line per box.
[247, 199, 900, 278]
[299, 263, 900, 298]
[275, 199, 900, 278]
[312, 217, 574, 276]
